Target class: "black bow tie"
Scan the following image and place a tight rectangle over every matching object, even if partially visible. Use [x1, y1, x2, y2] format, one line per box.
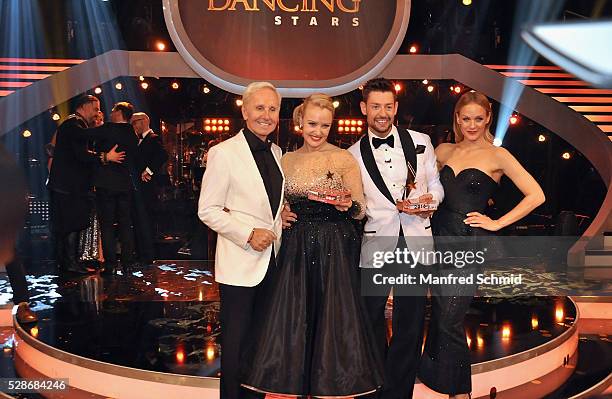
[372, 135, 394, 149]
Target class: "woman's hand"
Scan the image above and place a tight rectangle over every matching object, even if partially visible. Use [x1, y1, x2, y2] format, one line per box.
[464, 212, 503, 231]
[281, 203, 297, 229]
[334, 198, 353, 212]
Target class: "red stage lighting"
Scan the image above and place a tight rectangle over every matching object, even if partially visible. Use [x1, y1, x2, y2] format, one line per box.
[171, 82, 180, 90]
[156, 41, 167, 51]
[409, 45, 418, 54]
[509, 115, 519, 125]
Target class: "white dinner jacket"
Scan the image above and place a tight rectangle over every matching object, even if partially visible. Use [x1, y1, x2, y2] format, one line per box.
[198, 130, 285, 286]
[348, 128, 444, 266]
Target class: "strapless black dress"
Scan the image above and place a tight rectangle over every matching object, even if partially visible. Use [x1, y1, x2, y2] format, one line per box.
[241, 199, 383, 396]
[419, 165, 498, 395]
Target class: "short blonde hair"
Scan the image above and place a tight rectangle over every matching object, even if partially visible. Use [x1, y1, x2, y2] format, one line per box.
[293, 93, 335, 127]
[242, 82, 281, 107]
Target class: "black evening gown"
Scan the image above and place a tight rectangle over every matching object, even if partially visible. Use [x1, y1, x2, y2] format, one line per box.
[242, 199, 383, 397]
[419, 165, 498, 395]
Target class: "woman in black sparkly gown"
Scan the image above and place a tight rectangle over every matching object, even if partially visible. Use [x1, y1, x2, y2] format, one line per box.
[419, 91, 545, 399]
[242, 94, 383, 397]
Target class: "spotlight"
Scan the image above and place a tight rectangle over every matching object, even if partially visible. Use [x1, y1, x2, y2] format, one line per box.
[555, 304, 565, 322]
[357, 120, 363, 126]
[450, 86, 455, 92]
[139, 76, 145, 81]
[205, 119, 210, 124]
[509, 115, 519, 125]
[538, 134, 546, 142]
[22, 129, 32, 138]
[562, 152, 571, 160]
[493, 138, 502, 147]
[454, 86, 462, 94]
[332, 100, 340, 109]
[462, 0, 472, 5]
[422, 79, 429, 85]
[502, 324, 511, 340]
[224, 119, 230, 125]
[205, 126, 211, 132]
[338, 120, 344, 125]
[171, 82, 180, 90]
[175, 348, 185, 364]
[141, 82, 149, 90]
[52, 113, 61, 121]
[224, 126, 229, 131]
[531, 315, 539, 330]
[94, 87, 102, 95]
[357, 127, 362, 132]
[206, 345, 215, 362]
[409, 45, 418, 54]
[115, 82, 123, 90]
[427, 85, 434, 93]
[236, 99, 243, 106]
[394, 83, 402, 93]
[203, 86, 211, 94]
[156, 41, 167, 51]
[338, 126, 344, 132]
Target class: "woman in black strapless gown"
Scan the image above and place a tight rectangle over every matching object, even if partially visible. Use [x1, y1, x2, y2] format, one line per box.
[242, 94, 383, 397]
[419, 92, 545, 399]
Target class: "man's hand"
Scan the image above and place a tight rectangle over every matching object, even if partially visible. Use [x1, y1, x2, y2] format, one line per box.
[249, 228, 277, 252]
[399, 193, 435, 218]
[141, 170, 152, 182]
[333, 198, 353, 212]
[281, 204, 297, 229]
[106, 145, 125, 164]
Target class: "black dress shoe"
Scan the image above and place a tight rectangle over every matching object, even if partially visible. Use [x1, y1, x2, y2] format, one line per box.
[16, 302, 38, 324]
[66, 263, 90, 274]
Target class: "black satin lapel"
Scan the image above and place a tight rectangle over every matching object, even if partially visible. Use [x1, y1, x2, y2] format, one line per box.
[359, 135, 395, 205]
[398, 128, 417, 175]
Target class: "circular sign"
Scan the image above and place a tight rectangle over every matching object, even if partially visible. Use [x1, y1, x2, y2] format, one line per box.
[163, 0, 411, 97]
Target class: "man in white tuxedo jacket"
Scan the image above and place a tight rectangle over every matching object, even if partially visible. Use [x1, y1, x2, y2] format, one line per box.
[198, 82, 285, 399]
[347, 78, 444, 399]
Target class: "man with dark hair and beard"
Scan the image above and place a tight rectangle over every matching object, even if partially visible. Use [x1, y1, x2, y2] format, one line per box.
[47, 95, 125, 274]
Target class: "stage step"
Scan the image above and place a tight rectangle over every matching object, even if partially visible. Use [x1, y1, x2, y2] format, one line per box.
[604, 232, 612, 248]
[584, 249, 612, 266]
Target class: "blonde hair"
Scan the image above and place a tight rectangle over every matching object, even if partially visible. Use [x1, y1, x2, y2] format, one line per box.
[242, 81, 281, 106]
[453, 91, 494, 143]
[292, 93, 335, 127]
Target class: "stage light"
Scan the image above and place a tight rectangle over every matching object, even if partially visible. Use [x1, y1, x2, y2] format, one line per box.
[52, 113, 61, 121]
[224, 126, 229, 131]
[493, 138, 503, 147]
[141, 82, 149, 90]
[176, 348, 185, 364]
[212, 119, 218, 125]
[338, 126, 344, 132]
[462, 0, 472, 5]
[204, 119, 210, 124]
[22, 129, 31, 138]
[171, 82, 180, 90]
[555, 304, 565, 322]
[139, 76, 145, 81]
[357, 127, 362, 133]
[156, 41, 167, 51]
[30, 326, 39, 338]
[212, 126, 218, 132]
[351, 120, 356, 126]
[338, 120, 344, 125]
[203, 86, 211, 94]
[351, 127, 356, 132]
[332, 100, 340, 109]
[476, 334, 484, 348]
[236, 99, 243, 107]
[115, 82, 123, 90]
[206, 345, 216, 362]
[427, 85, 434, 93]
[562, 152, 571, 160]
[538, 134, 546, 142]
[454, 86, 462, 94]
[466, 334, 472, 348]
[94, 87, 102, 95]
[531, 315, 539, 330]
[502, 324, 511, 340]
[223, 119, 229, 125]
[205, 126, 211, 132]
[450, 86, 455, 92]
[394, 83, 402, 92]
[509, 114, 519, 125]
[409, 45, 418, 54]
[422, 80, 428, 85]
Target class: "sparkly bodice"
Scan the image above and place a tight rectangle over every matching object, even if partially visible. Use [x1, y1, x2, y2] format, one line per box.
[432, 165, 498, 236]
[281, 144, 365, 219]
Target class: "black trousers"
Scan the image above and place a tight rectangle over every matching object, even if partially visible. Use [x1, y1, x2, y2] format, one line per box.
[219, 255, 274, 399]
[132, 185, 155, 263]
[96, 188, 135, 265]
[6, 260, 29, 304]
[364, 229, 427, 399]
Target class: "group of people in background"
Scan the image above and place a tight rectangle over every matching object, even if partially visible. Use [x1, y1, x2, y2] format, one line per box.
[199, 78, 545, 399]
[47, 95, 168, 275]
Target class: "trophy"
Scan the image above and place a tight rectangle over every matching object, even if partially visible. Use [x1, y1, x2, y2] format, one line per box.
[396, 160, 438, 212]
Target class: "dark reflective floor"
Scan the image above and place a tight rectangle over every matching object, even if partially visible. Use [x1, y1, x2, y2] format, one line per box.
[0, 260, 580, 378]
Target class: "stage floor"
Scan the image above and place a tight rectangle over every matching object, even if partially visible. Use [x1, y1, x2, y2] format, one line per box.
[0, 260, 581, 378]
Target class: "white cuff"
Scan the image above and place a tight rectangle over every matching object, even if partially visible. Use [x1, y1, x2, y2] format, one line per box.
[145, 167, 153, 175]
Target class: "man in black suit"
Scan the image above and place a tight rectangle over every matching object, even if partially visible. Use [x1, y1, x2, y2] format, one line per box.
[92, 102, 139, 274]
[131, 112, 168, 264]
[48, 95, 124, 274]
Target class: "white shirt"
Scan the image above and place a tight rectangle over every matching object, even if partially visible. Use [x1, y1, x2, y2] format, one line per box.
[368, 125, 408, 202]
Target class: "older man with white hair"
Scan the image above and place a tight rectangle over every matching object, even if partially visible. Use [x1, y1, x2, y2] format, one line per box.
[198, 82, 285, 399]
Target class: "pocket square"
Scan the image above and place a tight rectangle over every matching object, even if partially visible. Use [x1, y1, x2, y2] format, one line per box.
[415, 144, 426, 154]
